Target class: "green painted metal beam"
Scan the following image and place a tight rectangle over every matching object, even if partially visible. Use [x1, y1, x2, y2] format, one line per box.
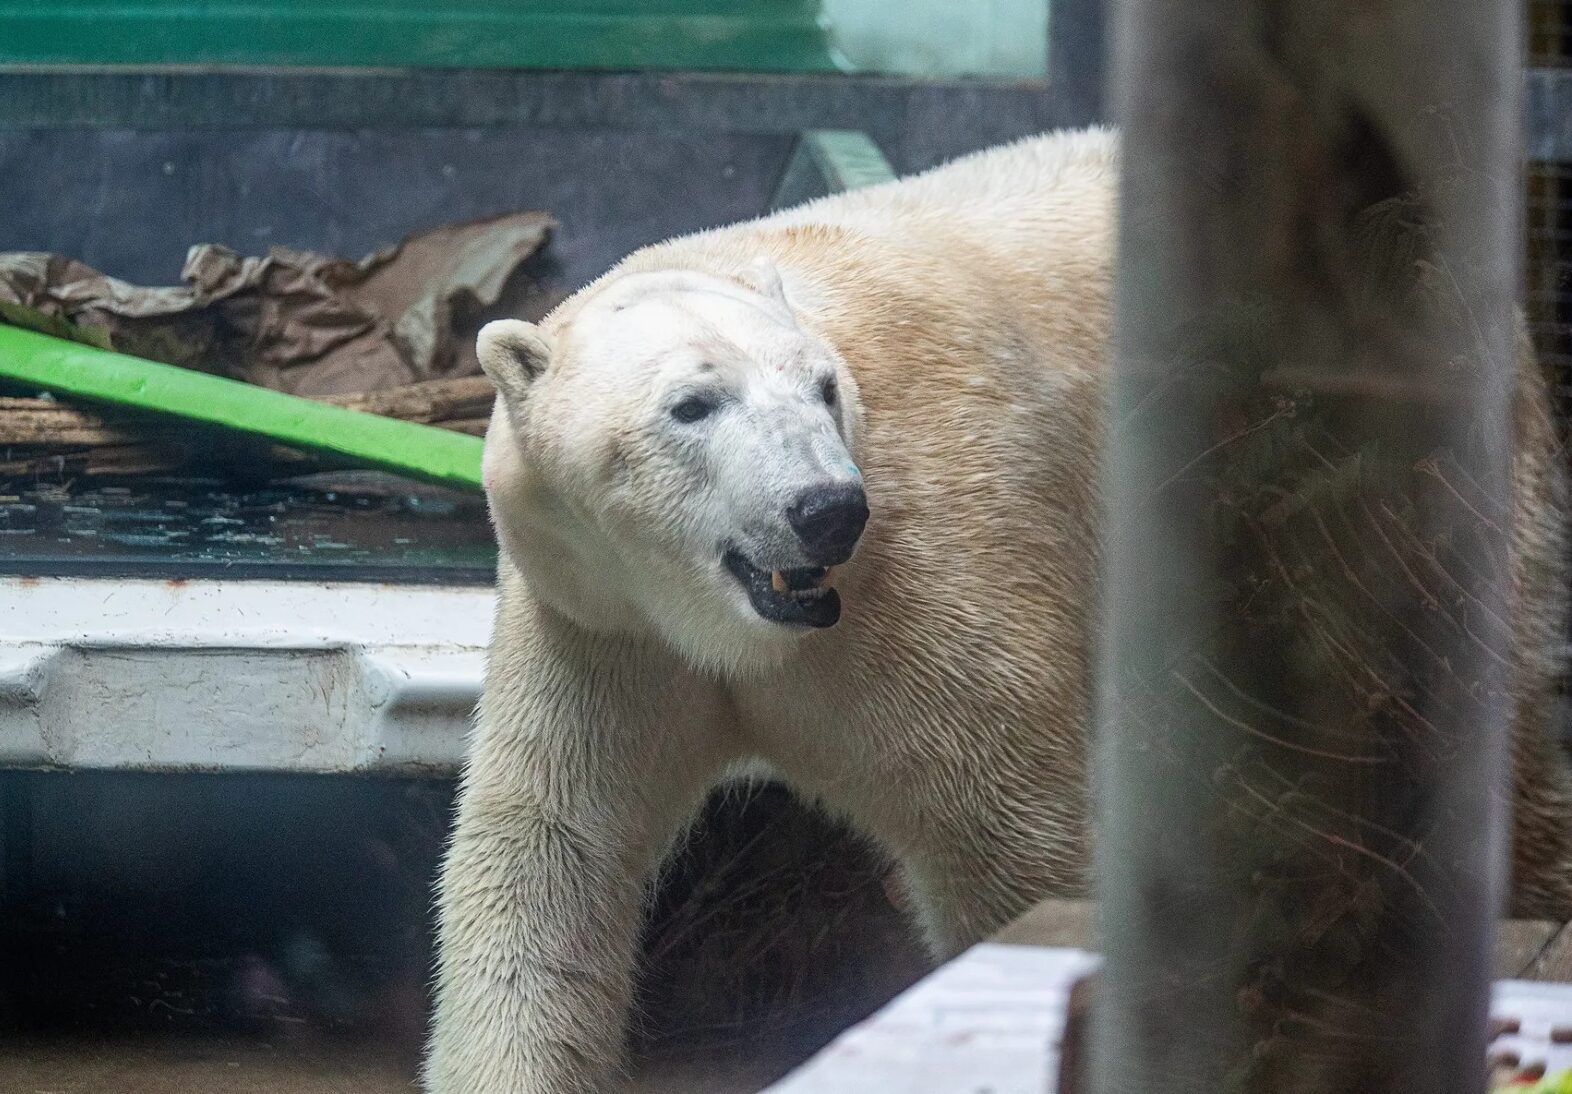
[770, 129, 897, 211]
[799, 129, 899, 192]
[0, 324, 485, 491]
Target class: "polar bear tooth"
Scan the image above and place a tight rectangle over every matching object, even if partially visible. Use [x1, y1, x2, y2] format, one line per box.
[820, 567, 837, 589]
[771, 570, 788, 594]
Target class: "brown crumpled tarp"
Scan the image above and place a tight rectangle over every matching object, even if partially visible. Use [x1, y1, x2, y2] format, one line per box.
[0, 210, 556, 398]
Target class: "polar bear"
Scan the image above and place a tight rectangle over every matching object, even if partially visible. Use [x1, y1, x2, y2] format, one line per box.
[425, 126, 1572, 1093]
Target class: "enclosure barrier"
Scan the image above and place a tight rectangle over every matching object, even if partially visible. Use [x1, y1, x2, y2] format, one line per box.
[1096, 0, 1518, 1091]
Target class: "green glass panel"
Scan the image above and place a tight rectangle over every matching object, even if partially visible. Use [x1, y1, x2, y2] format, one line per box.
[0, 1, 1048, 78]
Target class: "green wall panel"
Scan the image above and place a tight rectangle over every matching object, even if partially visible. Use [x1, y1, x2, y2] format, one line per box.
[0, 1, 1048, 78]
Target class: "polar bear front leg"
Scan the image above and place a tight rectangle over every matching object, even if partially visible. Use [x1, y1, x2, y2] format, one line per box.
[893, 801, 1090, 960]
[425, 603, 733, 1094]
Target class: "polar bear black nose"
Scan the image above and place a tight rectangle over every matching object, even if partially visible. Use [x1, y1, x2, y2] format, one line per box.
[787, 483, 869, 565]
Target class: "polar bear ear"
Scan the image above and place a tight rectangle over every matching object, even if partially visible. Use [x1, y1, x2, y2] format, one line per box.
[477, 319, 553, 406]
[736, 255, 791, 311]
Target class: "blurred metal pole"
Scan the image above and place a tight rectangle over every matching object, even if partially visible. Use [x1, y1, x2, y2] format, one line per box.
[1094, 1, 1520, 1092]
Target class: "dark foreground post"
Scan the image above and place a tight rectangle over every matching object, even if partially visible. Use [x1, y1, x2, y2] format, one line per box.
[1094, 1, 1520, 1092]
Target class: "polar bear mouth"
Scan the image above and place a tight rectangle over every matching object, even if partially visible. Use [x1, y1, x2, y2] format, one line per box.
[722, 548, 841, 628]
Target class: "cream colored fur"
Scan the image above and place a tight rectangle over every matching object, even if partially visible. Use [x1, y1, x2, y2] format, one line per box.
[425, 127, 1572, 1094]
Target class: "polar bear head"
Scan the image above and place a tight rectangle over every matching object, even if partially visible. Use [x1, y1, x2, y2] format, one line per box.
[478, 257, 868, 672]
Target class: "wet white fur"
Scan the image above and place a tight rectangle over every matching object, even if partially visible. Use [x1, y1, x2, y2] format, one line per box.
[428, 126, 1115, 1092]
[427, 121, 1572, 1092]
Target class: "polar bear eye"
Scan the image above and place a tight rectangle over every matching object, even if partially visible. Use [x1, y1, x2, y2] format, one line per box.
[820, 377, 839, 408]
[671, 396, 717, 424]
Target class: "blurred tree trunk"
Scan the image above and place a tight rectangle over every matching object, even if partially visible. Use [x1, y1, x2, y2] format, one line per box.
[1094, 2, 1520, 1092]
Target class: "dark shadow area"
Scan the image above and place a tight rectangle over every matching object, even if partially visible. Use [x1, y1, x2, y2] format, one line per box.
[0, 771, 925, 1093]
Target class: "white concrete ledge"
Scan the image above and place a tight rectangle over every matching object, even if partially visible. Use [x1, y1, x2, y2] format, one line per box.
[0, 577, 493, 773]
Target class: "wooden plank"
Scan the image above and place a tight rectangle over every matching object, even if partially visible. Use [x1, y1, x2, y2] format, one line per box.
[322, 377, 495, 424]
[1516, 922, 1572, 983]
[768, 914, 1572, 1094]
[991, 898, 1096, 949]
[765, 943, 1098, 1094]
[993, 900, 1565, 983]
[1499, 920, 1564, 981]
[0, 397, 148, 446]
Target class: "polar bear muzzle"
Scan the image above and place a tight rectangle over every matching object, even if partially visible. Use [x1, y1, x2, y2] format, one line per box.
[786, 482, 869, 565]
[723, 549, 842, 628]
[719, 480, 867, 628]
